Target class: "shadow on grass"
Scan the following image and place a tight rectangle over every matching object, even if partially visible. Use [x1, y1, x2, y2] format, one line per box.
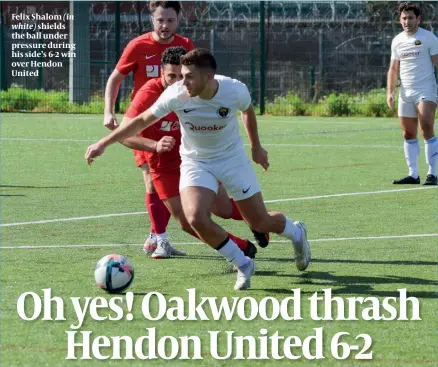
[259, 271, 438, 298]
[0, 185, 66, 189]
[257, 257, 438, 267]
[148, 256, 438, 298]
[173, 254, 437, 267]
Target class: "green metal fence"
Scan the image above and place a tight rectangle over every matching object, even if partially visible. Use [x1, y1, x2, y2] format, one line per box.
[1, 1, 438, 115]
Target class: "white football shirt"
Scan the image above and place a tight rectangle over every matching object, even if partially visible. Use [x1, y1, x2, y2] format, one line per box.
[150, 75, 252, 160]
[391, 27, 438, 89]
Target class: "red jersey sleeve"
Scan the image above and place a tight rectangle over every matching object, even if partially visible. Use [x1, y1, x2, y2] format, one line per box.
[116, 39, 139, 76]
[125, 80, 162, 118]
[187, 39, 195, 51]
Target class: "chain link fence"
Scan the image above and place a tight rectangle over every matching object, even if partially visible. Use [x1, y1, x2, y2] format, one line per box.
[1, 1, 438, 114]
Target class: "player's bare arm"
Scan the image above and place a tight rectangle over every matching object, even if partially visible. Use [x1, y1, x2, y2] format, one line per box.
[431, 54, 438, 69]
[120, 135, 176, 153]
[241, 104, 269, 171]
[85, 109, 160, 165]
[116, 116, 176, 153]
[103, 70, 126, 130]
[387, 59, 400, 111]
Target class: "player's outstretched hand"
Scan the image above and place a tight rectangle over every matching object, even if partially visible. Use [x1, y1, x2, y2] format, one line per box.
[156, 136, 176, 153]
[104, 112, 119, 131]
[386, 93, 395, 111]
[85, 141, 106, 165]
[252, 145, 269, 171]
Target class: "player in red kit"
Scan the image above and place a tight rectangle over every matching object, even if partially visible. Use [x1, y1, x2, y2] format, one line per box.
[115, 46, 258, 259]
[103, 1, 195, 252]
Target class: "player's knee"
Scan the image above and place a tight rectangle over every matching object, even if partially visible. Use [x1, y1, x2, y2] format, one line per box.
[145, 183, 156, 193]
[186, 213, 210, 232]
[178, 219, 193, 234]
[141, 166, 155, 193]
[403, 131, 417, 140]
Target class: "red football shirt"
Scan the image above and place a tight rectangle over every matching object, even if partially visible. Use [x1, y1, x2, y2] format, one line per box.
[116, 32, 194, 99]
[125, 78, 181, 172]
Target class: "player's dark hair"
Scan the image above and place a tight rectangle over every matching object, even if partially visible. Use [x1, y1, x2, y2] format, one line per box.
[161, 46, 187, 67]
[180, 48, 217, 73]
[149, 1, 181, 16]
[398, 2, 421, 17]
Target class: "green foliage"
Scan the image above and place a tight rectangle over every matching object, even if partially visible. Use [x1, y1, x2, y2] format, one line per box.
[0, 88, 47, 111]
[358, 88, 397, 117]
[319, 93, 355, 116]
[0, 88, 129, 114]
[261, 88, 403, 117]
[3, 87, 435, 118]
[265, 92, 309, 116]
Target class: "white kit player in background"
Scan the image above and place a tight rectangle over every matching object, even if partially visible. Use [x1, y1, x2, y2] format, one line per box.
[387, 1, 438, 186]
[85, 48, 311, 291]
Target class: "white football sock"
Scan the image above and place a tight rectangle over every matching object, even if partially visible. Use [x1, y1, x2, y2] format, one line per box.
[216, 238, 249, 267]
[425, 136, 438, 176]
[404, 139, 420, 178]
[280, 217, 302, 243]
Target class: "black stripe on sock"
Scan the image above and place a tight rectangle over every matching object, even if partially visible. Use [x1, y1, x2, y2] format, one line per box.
[215, 236, 230, 251]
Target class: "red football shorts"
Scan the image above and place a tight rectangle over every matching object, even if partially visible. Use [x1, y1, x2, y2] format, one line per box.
[134, 149, 148, 167]
[151, 169, 180, 200]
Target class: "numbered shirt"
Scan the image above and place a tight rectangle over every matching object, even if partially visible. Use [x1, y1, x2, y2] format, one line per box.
[116, 32, 194, 99]
[125, 78, 181, 172]
[150, 75, 252, 161]
[391, 27, 438, 89]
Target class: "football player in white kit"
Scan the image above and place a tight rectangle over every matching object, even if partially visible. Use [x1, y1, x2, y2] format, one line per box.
[387, 2, 438, 185]
[85, 48, 311, 291]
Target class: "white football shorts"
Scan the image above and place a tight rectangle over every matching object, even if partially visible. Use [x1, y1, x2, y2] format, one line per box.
[398, 85, 437, 118]
[179, 153, 261, 201]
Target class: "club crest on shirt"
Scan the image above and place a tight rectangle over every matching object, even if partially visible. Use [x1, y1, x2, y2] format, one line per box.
[414, 40, 422, 45]
[217, 106, 230, 118]
[159, 120, 180, 131]
[146, 65, 159, 77]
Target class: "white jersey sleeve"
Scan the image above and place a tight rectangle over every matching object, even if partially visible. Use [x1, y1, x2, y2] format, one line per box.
[149, 81, 186, 118]
[391, 37, 400, 60]
[234, 80, 252, 111]
[427, 32, 438, 56]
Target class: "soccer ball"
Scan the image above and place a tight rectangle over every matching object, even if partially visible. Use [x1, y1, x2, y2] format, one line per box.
[94, 254, 134, 293]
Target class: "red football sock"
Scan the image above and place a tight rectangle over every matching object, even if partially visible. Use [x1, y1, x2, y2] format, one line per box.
[230, 199, 244, 221]
[162, 205, 171, 232]
[228, 232, 248, 250]
[145, 193, 169, 234]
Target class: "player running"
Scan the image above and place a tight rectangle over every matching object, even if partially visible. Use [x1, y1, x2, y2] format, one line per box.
[103, 1, 195, 251]
[86, 48, 310, 291]
[116, 46, 258, 259]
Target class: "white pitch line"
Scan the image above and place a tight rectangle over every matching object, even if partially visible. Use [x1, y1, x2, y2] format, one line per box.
[265, 120, 372, 125]
[2, 186, 435, 228]
[260, 143, 401, 148]
[264, 186, 436, 203]
[1, 233, 436, 249]
[1, 211, 147, 227]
